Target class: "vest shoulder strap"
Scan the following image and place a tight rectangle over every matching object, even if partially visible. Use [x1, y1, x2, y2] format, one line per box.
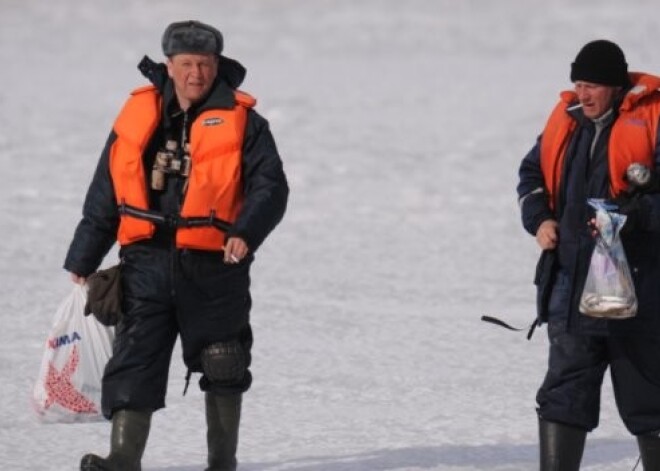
[130, 84, 159, 96]
[234, 90, 257, 108]
[114, 86, 160, 148]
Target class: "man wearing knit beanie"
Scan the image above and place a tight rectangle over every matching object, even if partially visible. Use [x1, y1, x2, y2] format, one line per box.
[517, 40, 660, 470]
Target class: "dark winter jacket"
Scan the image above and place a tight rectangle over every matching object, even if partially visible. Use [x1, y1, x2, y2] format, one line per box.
[64, 57, 288, 277]
[518, 80, 660, 336]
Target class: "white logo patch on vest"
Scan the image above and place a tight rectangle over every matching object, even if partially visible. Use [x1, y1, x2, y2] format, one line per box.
[203, 117, 224, 126]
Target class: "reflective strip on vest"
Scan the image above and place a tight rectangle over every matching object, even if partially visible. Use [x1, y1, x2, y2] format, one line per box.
[110, 85, 252, 250]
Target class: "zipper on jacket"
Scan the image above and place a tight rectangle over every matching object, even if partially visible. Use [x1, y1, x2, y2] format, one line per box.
[169, 111, 191, 298]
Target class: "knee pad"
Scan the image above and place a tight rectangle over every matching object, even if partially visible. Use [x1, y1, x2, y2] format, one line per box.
[201, 340, 246, 386]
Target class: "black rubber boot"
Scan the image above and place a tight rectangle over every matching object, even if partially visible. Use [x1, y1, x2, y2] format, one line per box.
[80, 409, 152, 471]
[539, 418, 586, 471]
[638, 433, 660, 470]
[205, 393, 242, 471]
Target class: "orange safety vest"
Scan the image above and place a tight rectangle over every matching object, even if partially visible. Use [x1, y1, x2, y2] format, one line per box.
[540, 72, 660, 209]
[109, 84, 256, 250]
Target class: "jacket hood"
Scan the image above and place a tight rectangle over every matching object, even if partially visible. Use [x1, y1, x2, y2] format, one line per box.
[136, 55, 244, 131]
[137, 54, 246, 91]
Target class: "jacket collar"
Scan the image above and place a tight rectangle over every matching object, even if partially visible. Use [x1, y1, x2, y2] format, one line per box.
[159, 74, 236, 132]
[137, 54, 241, 119]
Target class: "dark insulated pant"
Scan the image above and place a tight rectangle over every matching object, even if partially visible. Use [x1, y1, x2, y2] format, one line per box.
[537, 321, 660, 434]
[101, 244, 253, 419]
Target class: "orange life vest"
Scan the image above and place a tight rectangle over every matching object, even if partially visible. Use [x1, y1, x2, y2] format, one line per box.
[540, 72, 660, 209]
[109, 84, 256, 250]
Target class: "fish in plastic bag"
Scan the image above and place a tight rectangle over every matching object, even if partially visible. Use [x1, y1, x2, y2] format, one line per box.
[579, 198, 637, 318]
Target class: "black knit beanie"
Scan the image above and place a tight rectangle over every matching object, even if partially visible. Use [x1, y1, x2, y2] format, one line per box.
[570, 40, 630, 87]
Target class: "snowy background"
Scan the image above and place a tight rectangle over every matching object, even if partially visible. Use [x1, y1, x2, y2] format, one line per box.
[2, 0, 660, 469]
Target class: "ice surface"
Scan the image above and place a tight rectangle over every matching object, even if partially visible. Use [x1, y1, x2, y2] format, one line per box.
[2, 0, 660, 469]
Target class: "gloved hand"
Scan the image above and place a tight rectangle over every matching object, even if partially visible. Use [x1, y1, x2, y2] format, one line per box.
[610, 193, 651, 234]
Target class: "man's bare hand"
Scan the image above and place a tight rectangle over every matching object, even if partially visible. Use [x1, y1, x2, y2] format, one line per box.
[536, 219, 559, 250]
[70, 273, 86, 285]
[224, 237, 249, 264]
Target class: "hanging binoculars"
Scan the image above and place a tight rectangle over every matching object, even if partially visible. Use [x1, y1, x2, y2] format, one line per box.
[151, 140, 192, 191]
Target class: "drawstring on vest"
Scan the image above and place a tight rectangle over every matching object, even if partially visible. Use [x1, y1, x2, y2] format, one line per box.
[118, 201, 232, 232]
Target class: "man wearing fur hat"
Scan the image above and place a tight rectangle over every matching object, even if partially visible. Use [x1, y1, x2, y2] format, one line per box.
[517, 39, 660, 469]
[64, 20, 288, 471]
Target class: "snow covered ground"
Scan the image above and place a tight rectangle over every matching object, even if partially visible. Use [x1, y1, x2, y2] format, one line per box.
[2, 0, 660, 469]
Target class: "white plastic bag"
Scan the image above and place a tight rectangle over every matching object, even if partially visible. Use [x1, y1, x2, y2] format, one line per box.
[32, 284, 115, 423]
[579, 199, 637, 318]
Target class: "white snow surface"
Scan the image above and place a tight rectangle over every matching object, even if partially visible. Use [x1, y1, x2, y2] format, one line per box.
[2, 0, 660, 469]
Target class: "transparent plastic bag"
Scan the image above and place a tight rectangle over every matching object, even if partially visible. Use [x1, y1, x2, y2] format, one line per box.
[579, 199, 637, 318]
[32, 284, 115, 423]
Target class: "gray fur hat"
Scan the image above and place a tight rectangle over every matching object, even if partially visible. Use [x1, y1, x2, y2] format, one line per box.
[162, 20, 223, 57]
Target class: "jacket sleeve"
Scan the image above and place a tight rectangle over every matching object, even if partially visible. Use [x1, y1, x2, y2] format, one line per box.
[229, 109, 289, 252]
[517, 135, 554, 236]
[63, 132, 120, 276]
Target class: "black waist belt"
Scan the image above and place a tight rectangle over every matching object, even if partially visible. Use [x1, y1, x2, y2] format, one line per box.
[118, 202, 232, 233]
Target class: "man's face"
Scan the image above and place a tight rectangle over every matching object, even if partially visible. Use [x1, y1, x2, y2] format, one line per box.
[574, 81, 620, 119]
[166, 53, 219, 110]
